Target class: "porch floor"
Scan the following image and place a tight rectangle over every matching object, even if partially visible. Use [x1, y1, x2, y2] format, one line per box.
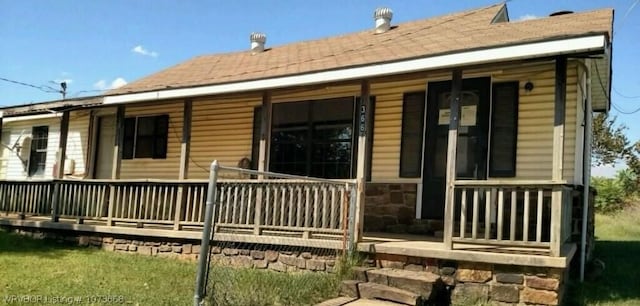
[0, 214, 575, 268]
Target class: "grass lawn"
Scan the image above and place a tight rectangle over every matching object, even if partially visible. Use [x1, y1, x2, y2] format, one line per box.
[0, 231, 196, 305]
[567, 204, 640, 305]
[0, 230, 341, 305]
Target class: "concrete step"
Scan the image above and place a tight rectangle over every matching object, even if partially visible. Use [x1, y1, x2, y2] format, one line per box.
[366, 268, 441, 298]
[314, 296, 357, 306]
[358, 282, 421, 305]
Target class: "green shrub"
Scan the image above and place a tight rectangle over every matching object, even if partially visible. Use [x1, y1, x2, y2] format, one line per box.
[592, 176, 626, 213]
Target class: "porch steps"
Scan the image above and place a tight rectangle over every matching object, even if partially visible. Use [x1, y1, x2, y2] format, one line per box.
[316, 267, 443, 306]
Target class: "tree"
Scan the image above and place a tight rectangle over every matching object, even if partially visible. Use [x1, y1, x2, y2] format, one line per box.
[592, 113, 640, 182]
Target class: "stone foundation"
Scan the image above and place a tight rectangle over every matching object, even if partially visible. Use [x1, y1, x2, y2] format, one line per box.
[368, 253, 566, 306]
[364, 183, 417, 232]
[3, 227, 340, 273]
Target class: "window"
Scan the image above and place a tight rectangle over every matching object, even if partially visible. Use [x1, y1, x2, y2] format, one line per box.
[28, 126, 48, 176]
[270, 98, 355, 179]
[399, 92, 426, 177]
[123, 115, 169, 159]
[489, 82, 518, 177]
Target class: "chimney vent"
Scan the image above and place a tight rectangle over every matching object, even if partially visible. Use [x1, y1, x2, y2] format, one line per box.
[250, 32, 266, 53]
[374, 7, 393, 33]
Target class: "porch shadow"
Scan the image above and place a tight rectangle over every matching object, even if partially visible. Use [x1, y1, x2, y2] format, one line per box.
[566, 240, 640, 305]
[0, 228, 95, 259]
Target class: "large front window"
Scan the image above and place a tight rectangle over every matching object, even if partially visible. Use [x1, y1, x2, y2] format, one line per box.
[270, 98, 355, 179]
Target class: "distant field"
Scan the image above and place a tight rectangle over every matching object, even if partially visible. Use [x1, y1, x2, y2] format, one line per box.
[567, 204, 640, 305]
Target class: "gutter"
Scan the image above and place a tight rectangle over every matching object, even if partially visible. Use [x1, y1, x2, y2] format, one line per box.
[104, 35, 608, 104]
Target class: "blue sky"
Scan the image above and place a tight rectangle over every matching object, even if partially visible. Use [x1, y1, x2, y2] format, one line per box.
[1, 0, 639, 175]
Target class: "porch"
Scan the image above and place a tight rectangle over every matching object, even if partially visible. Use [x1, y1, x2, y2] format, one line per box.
[0, 172, 577, 268]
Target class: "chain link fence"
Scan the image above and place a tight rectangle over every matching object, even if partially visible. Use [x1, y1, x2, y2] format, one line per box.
[194, 162, 359, 305]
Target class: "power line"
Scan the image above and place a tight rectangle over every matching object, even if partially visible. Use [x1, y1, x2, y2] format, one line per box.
[593, 59, 640, 115]
[613, 86, 640, 99]
[0, 77, 61, 94]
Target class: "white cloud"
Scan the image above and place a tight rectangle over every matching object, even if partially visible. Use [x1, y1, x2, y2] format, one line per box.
[93, 77, 128, 90]
[110, 77, 127, 89]
[518, 14, 540, 21]
[131, 45, 158, 57]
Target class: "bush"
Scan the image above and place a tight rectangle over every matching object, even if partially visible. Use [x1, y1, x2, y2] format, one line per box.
[592, 176, 625, 213]
[592, 169, 639, 214]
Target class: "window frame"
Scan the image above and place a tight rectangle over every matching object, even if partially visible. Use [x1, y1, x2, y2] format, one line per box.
[28, 125, 49, 177]
[269, 97, 357, 179]
[122, 114, 169, 160]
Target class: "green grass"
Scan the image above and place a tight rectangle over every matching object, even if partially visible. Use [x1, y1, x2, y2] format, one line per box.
[0, 229, 342, 305]
[0, 230, 196, 305]
[208, 266, 340, 306]
[567, 204, 640, 305]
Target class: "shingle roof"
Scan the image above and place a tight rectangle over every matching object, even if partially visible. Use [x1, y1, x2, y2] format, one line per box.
[108, 3, 612, 96]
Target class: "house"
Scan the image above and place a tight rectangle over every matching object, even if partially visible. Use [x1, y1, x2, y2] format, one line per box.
[0, 3, 612, 305]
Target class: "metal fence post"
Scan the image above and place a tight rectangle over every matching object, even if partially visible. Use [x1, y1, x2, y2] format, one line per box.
[194, 160, 220, 306]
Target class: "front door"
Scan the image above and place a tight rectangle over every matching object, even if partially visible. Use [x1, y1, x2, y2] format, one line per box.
[421, 77, 490, 219]
[94, 115, 116, 179]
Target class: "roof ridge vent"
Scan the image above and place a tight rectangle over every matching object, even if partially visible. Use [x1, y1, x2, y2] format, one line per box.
[250, 32, 267, 53]
[374, 7, 393, 33]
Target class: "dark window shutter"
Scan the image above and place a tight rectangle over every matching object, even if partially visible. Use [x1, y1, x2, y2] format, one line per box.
[399, 92, 426, 178]
[123, 118, 136, 159]
[153, 115, 169, 159]
[489, 82, 519, 177]
[251, 106, 262, 170]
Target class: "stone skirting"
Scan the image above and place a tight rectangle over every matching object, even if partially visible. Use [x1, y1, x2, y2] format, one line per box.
[4, 227, 341, 273]
[364, 183, 417, 232]
[368, 253, 566, 306]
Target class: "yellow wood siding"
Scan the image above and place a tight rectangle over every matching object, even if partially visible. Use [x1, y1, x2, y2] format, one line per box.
[370, 78, 427, 180]
[120, 101, 183, 179]
[367, 61, 579, 183]
[188, 95, 261, 179]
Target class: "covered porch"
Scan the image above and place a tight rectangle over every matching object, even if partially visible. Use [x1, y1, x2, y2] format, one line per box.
[0, 56, 585, 268]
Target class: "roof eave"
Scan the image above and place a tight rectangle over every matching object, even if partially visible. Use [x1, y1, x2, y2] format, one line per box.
[104, 34, 609, 105]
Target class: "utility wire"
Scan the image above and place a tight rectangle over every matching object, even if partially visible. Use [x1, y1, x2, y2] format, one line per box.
[0, 77, 61, 94]
[613, 86, 640, 99]
[593, 59, 640, 114]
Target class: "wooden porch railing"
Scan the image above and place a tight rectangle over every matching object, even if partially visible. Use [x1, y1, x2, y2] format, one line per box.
[451, 180, 574, 256]
[0, 177, 357, 247]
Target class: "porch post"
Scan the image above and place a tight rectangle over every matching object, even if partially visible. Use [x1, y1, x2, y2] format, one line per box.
[255, 92, 271, 235]
[354, 80, 371, 243]
[51, 110, 70, 222]
[107, 105, 125, 226]
[174, 99, 193, 230]
[443, 69, 463, 250]
[258, 92, 272, 173]
[550, 56, 567, 256]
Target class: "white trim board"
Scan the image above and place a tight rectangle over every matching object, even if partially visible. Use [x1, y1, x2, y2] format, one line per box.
[104, 35, 607, 104]
[3, 113, 62, 123]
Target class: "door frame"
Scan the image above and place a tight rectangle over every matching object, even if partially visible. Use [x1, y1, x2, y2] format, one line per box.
[419, 76, 491, 220]
[88, 108, 117, 178]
